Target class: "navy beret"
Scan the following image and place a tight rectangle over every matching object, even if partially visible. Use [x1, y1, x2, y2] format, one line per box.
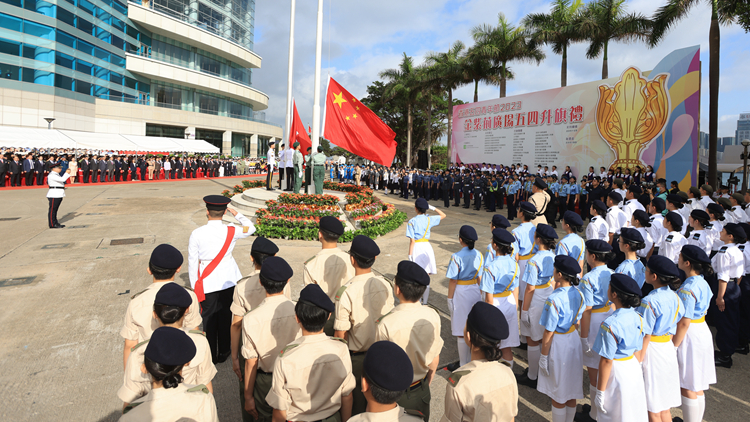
[319, 216, 345, 236]
[415, 198, 429, 209]
[260, 256, 293, 281]
[651, 197, 666, 212]
[667, 193, 684, 204]
[252, 236, 279, 255]
[363, 341, 413, 392]
[665, 212, 683, 230]
[610, 273, 642, 298]
[725, 223, 747, 241]
[647, 255, 680, 278]
[154, 283, 192, 308]
[681, 245, 710, 264]
[519, 201, 537, 214]
[299, 283, 335, 313]
[629, 185, 643, 194]
[491, 214, 510, 229]
[620, 227, 644, 243]
[534, 178, 547, 189]
[592, 200, 608, 213]
[150, 244, 184, 269]
[608, 191, 623, 203]
[492, 228, 515, 246]
[467, 302, 509, 342]
[633, 209, 651, 227]
[397, 260, 430, 286]
[563, 211, 583, 227]
[690, 209, 710, 221]
[554, 255, 581, 277]
[706, 203, 724, 215]
[586, 239, 612, 253]
[536, 223, 558, 239]
[350, 235, 380, 259]
[203, 195, 231, 211]
[459, 225, 478, 242]
[145, 326, 196, 366]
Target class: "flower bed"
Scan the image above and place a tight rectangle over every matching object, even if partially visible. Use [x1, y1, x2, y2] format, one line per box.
[221, 180, 265, 198]
[258, 201, 341, 219]
[277, 193, 340, 207]
[323, 181, 373, 195]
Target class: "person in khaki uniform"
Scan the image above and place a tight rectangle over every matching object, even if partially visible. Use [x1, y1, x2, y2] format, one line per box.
[120, 327, 219, 421]
[440, 302, 518, 422]
[335, 235, 395, 416]
[355, 165, 362, 186]
[303, 217, 355, 335]
[242, 257, 301, 422]
[120, 244, 202, 370]
[375, 261, 442, 420]
[266, 284, 355, 422]
[348, 341, 424, 422]
[529, 178, 551, 226]
[119, 284, 216, 408]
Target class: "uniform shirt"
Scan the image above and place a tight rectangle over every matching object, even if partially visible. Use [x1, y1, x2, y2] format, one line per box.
[622, 199, 646, 227]
[699, 195, 714, 210]
[586, 216, 609, 241]
[686, 198, 701, 211]
[677, 275, 713, 320]
[556, 233, 586, 269]
[522, 250, 555, 287]
[550, 182, 560, 195]
[739, 244, 750, 275]
[120, 281, 202, 342]
[635, 227, 653, 259]
[46, 171, 70, 198]
[241, 295, 301, 372]
[529, 191, 551, 225]
[406, 214, 441, 240]
[637, 286, 685, 336]
[687, 229, 712, 255]
[507, 181, 521, 195]
[446, 247, 484, 281]
[188, 214, 255, 295]
[293, 150, 304, 173]
[579, 265, 613, 308]
[230, 272, 292, 316]
[592, 308, 645, 360]
[707, 221, 724, 251]
[375, 302, 443, 382]
[334, 273, 394, 352]
[485, 239, 519, 264]
[349, 406, 423, 422]
[440, 360, 518, 422]
[615, 259, 646, 288]
[711, 243, 744, 282]
[606, 206, 627, 235]
[312, 152, 326, 165]
[303, 248, 355, 301]
[678, 205, 692, 228]
[267, 148, 276, 168]
[569, 183, 581, 196]
[559, 183, 569, 197]
[659, 231, 688, 264]
[266, 334, 356, 421]
[540, 286, 585, 333]
[647, 214, 667, 248]
[480, 254, 519, 296]
[513, 222, 536, 259]
[118, 330, 216, 403]
[120, 383, 218, 422]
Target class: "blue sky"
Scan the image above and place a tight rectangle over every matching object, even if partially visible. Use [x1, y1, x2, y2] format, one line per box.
[252, 0, 750, 141]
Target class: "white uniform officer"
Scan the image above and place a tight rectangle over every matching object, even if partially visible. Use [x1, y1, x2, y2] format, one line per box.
[606, 192, 627, 244]
[659, 212, 688, 264]
[266, 140, 276, 190]
[188, 195, 255, 363]
[587, 200, 610, 241]
[687, 210, 713, 255]
[46, 162, 71, 228]
[648, 198, 668, 256]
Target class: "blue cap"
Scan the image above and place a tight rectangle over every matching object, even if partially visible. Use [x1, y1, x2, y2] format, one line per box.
[633, 210, 651, 227]
[519, 201, 537, 214]
[620, 227, 644, 243]
[690, 209, 710, 221]
[667, 193, 684, 205]
[415, 198, 429, 209]
[563, 211, 583, 227]
[299, 283, 335, 313]
[492, 228, 515, 246]
[154, 283, 191, 308]
[725, 223, 747, 242]
[397, 260, 430, 286]
[681, 245, 710, 264]
[665, 212, 683, 230]
[350, 235, 380, 259]
[467, 302, 509, 342]
[610, 273, 642, 298]
[363, 341, 413, 392]
[651, 197, 666, 212]
[536, 223, 558, 239]
[145, 326, 196, 366]
[647, 255, 679, 278]
[319, 216, 345, 236]
[459, 225, 478, 242]
[586, 239, 612, 253]
[491, 214, 510, 229]
[608, 191, 623, 203]
[260, 256, 293, 282]
[252, 236, 279, 255]
[203, 195, 231, 211]
[554, 255, 581, 277]
[629, 185, 643, 194]
[592, 200, 608, 214]
[534, 178, 547, 189]
[706, 203, 724, 215]
[150, 244, 184, 270]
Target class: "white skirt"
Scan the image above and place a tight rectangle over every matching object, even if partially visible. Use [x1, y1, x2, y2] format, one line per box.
[582, 309, 613, 369]
[517, 259, 529, 301]
[537, 330, 584, 403]
[677, 321, 717, 392]
[643, 339, 681, 413]
[413, 241, 437, 274]
[493, 294, 520, 349]
[598, 357, 648, 422]
[451, 283, 482, 336]
[520, 285, 552, 341]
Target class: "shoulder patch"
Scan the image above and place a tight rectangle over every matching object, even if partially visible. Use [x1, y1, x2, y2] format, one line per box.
[130, 288, 148, 300]
[692, 234, 700, 240]
[243, 226, 251, 234]
[720, 245, 728, 253]
[304, 255, 316, 265]
[187, 384, 210, 394]
[189, 330, 206, 336]
[666, 235, 674, 243]
[131, 340, 149, 352]
[279, 343, 300, 356]
[447, 370, 472, 386]
[335, 285, 348, 301]
[329, 336, 348, 344]
[404, 409, 424, 418]
[123, 402, 143, 414]
[375, 310, 394, 324]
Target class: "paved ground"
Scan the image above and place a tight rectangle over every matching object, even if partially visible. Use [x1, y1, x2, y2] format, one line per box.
[0, 176, 749, 421]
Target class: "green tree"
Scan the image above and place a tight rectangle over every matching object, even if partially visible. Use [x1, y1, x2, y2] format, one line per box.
[425, 41, 467, 164]
[524, 0, 584, 87]
[471, 13, 545, 98]
[380, 54, 421, 167]
[460, 46, 500, 103]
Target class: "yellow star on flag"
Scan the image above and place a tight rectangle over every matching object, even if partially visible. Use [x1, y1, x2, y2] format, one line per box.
[333, 92, 347, 109]
[346, 116, 350, 121]
[353, 114, 357, 119]
[356, 106, 360, 110]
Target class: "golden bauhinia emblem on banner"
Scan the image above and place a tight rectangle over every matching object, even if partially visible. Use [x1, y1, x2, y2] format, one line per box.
[595, 67, 670, 170]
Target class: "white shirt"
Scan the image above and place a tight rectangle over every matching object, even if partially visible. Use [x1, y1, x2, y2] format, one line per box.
[700, 195, 714, 209]
[46, 171, 71, 198]
[635, 227, 653, 258]
[614, 188, 627, 207]
[284, 148, 294, 168]
[708, 221, 724, 251]
[267, 148, 276, 168]
[622, 199, 645, 227]
[687, 229, 712, 255]
[712, 243, 744, 282]
[163, 161, 171, 171]
[606, 206, 627, 235]
[729, 206, 748, 223]
[550, 170, 559, 177]
[687, 198, 703, 211]
[659, 231, 688, 264]
[188, 214, 255, 295]
[599, 172, 608, 179]
[647, 214, 667, 249]
[678, 205, 692, 228]
[586, 216, 609, 241]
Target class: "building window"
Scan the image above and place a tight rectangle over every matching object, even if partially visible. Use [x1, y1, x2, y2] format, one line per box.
[196, 128, 223, 150]
[155, 84, 183, 109]
[146, 123, 186, 138]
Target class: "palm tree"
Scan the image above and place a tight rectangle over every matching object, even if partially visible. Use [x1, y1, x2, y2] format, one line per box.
[524, 0, 583, 87]
[650, 0, 737, 193]
[576, 0, 652, 79]
[380, 53, 420, 167]
[472, 13, 545, 98]
[425, 41, 466, 164]
[460, 46, 499, 103]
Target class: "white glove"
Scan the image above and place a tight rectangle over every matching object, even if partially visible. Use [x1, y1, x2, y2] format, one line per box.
[447, 298, 454, 318]
[428, 205, 436, 211]
[298, 171, 303, 178]
[520, 310, 531, 330]
[408, 255, 414, 262]
[539, 354, 550, 377]
[595, 389, 607, 415]
[581, 337, 594, 357]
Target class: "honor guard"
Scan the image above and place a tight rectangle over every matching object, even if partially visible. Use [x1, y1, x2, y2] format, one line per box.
[46, 162, 71, 228]
[453, 172, 462, 207]
[266, 140, 276, 191]
[120, 245, 202, 369]
[189, 195, 255, 363]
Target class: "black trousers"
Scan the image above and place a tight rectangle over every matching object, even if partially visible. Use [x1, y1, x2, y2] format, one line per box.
[0, 171, 5, 186]
[507, 195, 516, 220]
[453, 188, 461, 206]
[25, 171, 34, 186]
[201, 286, 235, 362]
[36, 172, 44, 185]
[10, 172, 20, 186]
[463, 191, 471, 208]
[568, 196, 577, 214]
[47, 197, 62, 228]
[82, 170, 90, 183]
[286, 168, 294, 190]
[739, 276, 750, 346]
[558, 197, 567, 218]
[278, 167, 285, 188]
[487, 191, 496, 212]
[443, 190, 450, 208]
[474, 192, 482, 210]
[710, 278, 741, 356]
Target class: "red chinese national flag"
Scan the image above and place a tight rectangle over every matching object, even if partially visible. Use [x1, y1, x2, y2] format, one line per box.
[324, 77, 396, 166]
[289, 100, 312, 153]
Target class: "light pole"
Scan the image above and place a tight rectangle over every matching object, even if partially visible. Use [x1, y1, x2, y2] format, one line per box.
[44, 117, 55, 129]
[742, 139, 750, 193]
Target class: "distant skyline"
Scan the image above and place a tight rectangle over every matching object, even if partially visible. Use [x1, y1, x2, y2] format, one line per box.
[252, 0, 749, 140]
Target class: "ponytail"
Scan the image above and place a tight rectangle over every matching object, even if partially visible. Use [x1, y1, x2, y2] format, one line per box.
[467, 324, 502, 362]
[144, 356, 185, 389]
[461, 236, 476, 250]
[611, 285, 641, 309]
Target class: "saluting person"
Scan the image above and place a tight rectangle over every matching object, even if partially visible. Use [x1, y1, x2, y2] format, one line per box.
[46, 163, 71, 229]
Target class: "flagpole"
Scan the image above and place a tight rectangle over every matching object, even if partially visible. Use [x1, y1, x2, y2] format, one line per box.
[308, 0, 324, 194]
[284, 0, 296, 155]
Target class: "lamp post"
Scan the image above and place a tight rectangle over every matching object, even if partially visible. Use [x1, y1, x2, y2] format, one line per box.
[742, 139, 750, 193]
[44, 117, 55, 129]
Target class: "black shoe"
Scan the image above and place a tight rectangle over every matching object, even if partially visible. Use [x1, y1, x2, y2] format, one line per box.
[574, 405, 597, 422]
[672, 417, 684, 422]
[736, 343, 749, 355]
[444, 361, 461, 372]
[53, 224, 65, 229]
[266, 188, 275, 191]
[714, 352, 733, 368]
[516, 372, 538, 389]
[516, 342, 528, 350]
[213, 351, 231, 364]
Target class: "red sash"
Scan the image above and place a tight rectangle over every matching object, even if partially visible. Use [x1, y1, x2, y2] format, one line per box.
[195, 226, 235, 302]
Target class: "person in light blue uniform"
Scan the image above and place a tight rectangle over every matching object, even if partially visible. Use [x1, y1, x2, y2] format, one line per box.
[514, 202, 538, 309]
[557, 211, 586, 272]
[481, 227, 520, 366]
[637, 255, 685, 420]
[615, 227, 647, 290]
[591, 273, 647, 422]
[406, 198, 446, 305]
[558, 177, 569, 219]
[446, 225, 484, 368]
[674, 245, 716, 422]
[568, 176, 580, 213]
[486, 214, 518, 264]
[517, 223, 557, 389]
[538, 255, 586, 422]
[507, 175, 521, 220]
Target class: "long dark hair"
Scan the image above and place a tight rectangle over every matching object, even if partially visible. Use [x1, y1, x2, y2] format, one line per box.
[144, 356, 185, 389]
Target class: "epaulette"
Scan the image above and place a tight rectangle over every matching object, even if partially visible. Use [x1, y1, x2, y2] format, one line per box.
[375, 310, 394, 324]
[304, 255, 316, 265]
[692, 234, 700, 240]
[720, 245, 728, 253]
[740, 245, 746, 252]
[404, 409, 424, 418]
[666, 235, 674, 243]
[447, 370, 471, 386]
[131, 288, 148, 300]
[279, 343, 300, 357]
[189, 330, 206, 336]
[329, 336, 348, 345]
[187, 384, 210, 394]
[122, 402, 143, 414]
[335, 285, 348, 301]
[131, 340, 149, 352]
